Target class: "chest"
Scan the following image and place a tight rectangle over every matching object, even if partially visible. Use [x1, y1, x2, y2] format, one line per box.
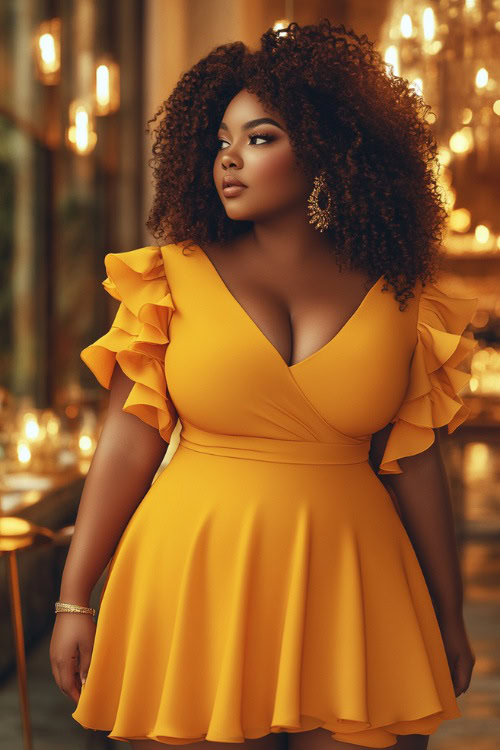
[197, 244, 384, 369]
[163, 243, 419, 440]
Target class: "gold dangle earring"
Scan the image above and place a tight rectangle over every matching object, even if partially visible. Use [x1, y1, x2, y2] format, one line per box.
[307, 171, 333, 233]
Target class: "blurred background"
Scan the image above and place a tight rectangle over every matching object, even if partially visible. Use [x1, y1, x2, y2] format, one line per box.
[0, 1, 499, 748]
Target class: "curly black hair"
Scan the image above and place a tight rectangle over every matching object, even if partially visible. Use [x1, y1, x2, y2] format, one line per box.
[145, 18, 447, 309]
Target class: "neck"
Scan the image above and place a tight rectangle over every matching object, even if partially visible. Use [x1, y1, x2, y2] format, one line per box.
[246, 206, 337, 265]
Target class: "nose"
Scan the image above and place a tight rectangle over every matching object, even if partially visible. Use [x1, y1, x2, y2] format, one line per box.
[221, 150, 241, 169]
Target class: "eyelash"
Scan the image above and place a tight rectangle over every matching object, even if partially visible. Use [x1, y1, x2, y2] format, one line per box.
[217, 133, 274, 150]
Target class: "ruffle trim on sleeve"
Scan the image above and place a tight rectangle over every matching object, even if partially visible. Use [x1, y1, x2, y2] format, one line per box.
[378, 281, 478, 474]
[80, 246, 178, 443]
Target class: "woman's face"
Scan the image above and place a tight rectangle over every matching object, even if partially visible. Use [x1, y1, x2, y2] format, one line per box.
[213, 88, 311, 223]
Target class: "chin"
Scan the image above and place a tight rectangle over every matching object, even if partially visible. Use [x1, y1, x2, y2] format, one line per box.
[223, 207, 252, 221]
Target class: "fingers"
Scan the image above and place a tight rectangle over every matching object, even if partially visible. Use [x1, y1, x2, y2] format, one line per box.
[50, 616, 97, 704]
[50, 642, 81, 704]
[49, 637, 69, 701]
[79, 645, 93, 687]
[453, 652, 475, 697]
[58, 653, 82, 704]
[50, 658, 64, 699]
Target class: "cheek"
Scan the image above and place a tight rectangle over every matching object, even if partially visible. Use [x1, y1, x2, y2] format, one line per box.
[251, 145, 298, 187]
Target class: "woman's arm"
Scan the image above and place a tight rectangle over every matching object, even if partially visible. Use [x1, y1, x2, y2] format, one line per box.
[370, 423, 475, 696]
[370, 424, 463, 621]
[59, 362, 170, 607]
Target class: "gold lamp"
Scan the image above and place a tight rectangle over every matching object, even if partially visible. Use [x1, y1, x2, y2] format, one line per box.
[0, 517, 73, 750]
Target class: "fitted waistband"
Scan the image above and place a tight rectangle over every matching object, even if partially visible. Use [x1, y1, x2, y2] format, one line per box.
[178, 422, 371, 465]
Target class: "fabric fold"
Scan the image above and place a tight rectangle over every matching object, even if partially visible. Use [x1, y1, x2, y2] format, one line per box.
[80, 246, 178, 442]
[378, 281, 478, 474]
[72, 469, 461, 748]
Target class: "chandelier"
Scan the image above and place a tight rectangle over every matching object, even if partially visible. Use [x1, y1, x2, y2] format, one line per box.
[380, 0, 500, 256]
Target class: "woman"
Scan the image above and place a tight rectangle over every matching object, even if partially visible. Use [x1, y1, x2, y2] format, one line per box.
[50, 19, 476, 750]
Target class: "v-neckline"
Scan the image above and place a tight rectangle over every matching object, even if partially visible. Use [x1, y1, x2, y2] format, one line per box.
[193, 243, 384, 372]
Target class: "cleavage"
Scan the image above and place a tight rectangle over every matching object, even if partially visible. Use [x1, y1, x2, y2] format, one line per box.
[203, 246, 375, 368]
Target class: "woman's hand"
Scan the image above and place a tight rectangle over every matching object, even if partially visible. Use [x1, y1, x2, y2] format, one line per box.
[438, 612, 476, 697]
[50, 613, 96, 704]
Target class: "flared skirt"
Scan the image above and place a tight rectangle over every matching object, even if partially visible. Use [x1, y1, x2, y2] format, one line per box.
[72, 444, 461, 748]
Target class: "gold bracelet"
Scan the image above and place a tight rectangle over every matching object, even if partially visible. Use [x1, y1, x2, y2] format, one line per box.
[55, 601, 96, 616]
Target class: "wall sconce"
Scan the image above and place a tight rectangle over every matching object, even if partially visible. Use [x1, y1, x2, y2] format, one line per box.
[32, 17, 61, 85]
[94, 56, 120, 116]
[273, 19, 291, 33]
[66, 99, 97, 155]
[273, 0, 294, 33]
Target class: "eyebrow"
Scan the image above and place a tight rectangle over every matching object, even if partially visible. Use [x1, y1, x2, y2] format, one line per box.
[218, 117, 285, 132]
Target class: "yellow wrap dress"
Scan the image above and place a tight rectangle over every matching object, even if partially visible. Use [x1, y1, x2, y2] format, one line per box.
[72, 241, 478, 747]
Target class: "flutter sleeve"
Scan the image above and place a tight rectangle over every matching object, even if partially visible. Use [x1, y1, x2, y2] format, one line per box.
[80, 246, 178, 443]
[378, 280, 478, 474]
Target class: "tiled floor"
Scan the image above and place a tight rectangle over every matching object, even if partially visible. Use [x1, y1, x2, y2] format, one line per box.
[1, 538, 499, 749]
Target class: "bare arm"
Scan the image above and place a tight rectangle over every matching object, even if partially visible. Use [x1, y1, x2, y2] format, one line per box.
[370, 424, 463, 624]
[59, 362, 170, 607]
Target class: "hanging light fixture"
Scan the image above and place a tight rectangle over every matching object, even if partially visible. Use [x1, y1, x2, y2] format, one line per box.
[94, 55, 120, 116]
[380, 0, 500, 256]
[66, 99, 97, 155]
[32, 17, 61, 85]
[273, 0, 294, 34]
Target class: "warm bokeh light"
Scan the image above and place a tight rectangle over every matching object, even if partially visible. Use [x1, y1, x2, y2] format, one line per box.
[462, 107, 473, 124]
[66, 100, 97, 155]
[22, 413, 39, 440]
[401, 14, 412, 38]
[464, 442, 491, 483]
[384, 45, 399, 77]
[78, 434, 94, 455]
[46, 417, 60, 436]
[96, 65, 109, 104]
[273, 18, 291, 33]
[449, 208, 471, 233]
[410, 78, 423, 96]
[470, 347, 500, 395]
[437, 146, 451, 166]
[95, 57, 120, 115]
[475, 67, 489, 89]
[422, 7, 435, 41]
[475, 224, 490, 244]
[32, 17, 61, 84]
[39, 34, 57, 69]
[449, 127, 473, 154]
[17, 440, 32, 465]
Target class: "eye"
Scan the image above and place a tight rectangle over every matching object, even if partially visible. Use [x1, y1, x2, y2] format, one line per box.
[217, 132, 274, 150]
[249, 132, 273, 145]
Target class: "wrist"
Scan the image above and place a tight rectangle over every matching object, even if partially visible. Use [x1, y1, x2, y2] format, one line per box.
[58, 595, 91, 608]
[436, 604, 464, 626]
[55, 601, 95, 616]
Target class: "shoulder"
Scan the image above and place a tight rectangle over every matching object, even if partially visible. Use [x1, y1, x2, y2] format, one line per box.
[103, 245, 165, 281]
[415, 276, 478, 337]
[377, 275, 478, 475]
[100, 246, 176, 317]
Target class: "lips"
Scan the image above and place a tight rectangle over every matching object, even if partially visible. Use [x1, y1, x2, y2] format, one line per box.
[222, 175, 247, 188]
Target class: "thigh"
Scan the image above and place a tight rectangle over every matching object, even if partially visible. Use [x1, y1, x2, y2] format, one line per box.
[130, 733, 288, 750]
[287, 727, 430, 750]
